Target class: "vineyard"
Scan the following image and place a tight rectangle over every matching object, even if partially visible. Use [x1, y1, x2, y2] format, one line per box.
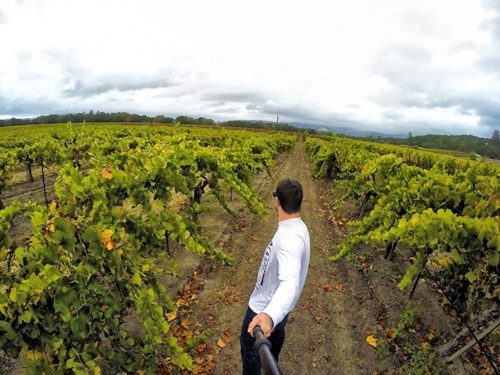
[0, 123, 295, 373]
[0, 123, 498, 374]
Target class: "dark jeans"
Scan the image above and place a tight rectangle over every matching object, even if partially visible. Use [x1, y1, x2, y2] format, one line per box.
[240, 307, 288, 375]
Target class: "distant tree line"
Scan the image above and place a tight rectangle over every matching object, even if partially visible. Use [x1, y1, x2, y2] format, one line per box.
[0, 111, 216, 126]
[376, 132, 500, 160]
[219, 120, 316, 133]
[0, 112, 317, 134]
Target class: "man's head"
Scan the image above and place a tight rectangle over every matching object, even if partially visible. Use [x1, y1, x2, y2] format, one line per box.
[273, 177, 303, 214]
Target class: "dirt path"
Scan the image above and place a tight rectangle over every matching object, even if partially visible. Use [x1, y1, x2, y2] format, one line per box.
[188, 139, 384, 374]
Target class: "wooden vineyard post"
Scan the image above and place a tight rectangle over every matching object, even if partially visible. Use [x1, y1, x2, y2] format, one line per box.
[446, 318, 500, 364]
[384, 241, 398, 260]
[408, 272, 421, 300]
[41, 159, 49, 207]
[26, 163, 34, 183]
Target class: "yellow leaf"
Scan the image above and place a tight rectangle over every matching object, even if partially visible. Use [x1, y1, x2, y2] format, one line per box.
[101, 168, 112, 180]
[166, 311, 177, 321]
[101, 229, 115, 250]
[366, 335, 378, 348]
[9, 288, 17, 302]
[25, 350, 45, 360]
[48, 223, 56, 233]
[101, 229, 113, 242]
[93, 367, 101, 375]
[420, 341, 430, 352]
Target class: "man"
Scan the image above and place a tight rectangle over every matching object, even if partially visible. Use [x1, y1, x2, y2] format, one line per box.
[240, 177, 311, 374]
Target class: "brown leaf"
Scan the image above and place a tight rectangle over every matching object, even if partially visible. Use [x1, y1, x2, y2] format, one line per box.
[323, 283, 334, 293]
[385, 328, 397, 340]
[181, 330, 193, 340]
[195, 357, 205, 365]
[181, 318, 190, 329]
[217, 338, 227, 348]
[176, 298, 187, 308]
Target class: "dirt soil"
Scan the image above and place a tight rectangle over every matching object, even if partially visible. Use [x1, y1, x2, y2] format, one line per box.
[174, 139, 462, 375]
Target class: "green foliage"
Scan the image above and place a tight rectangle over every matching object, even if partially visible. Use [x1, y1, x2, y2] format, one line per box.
[398, 304, 422, 331]
[0, 124, 296, 372]
[400, 344, 448, 375]
[307, 135, 500, 314]
[375, 133, 500, 160]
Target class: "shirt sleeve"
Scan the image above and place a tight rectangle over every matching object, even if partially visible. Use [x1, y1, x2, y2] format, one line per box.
[262, 233, 304, 328]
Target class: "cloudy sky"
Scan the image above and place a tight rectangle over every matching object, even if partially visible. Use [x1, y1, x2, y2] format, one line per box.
[1, 0, 500, 136]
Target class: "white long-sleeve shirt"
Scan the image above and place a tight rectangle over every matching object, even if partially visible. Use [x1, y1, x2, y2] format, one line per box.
[248, 217, 310, 327]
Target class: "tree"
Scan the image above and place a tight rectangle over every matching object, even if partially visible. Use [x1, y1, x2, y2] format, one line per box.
[492, 129, 500, 145]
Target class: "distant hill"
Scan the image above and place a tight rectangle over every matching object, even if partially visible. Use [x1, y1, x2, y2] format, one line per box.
[290, 122, 407, 138]
[290, 121, 500, 160]
[375, 134, 500, 160]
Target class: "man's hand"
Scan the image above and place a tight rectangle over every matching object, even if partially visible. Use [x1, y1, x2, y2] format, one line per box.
[247, 313, 274, 338]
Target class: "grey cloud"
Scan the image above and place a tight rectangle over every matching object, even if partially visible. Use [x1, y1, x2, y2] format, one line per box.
[382, 109, 403, 121]
[483, 0, 500, 40]
[373, 44, 433, 94]
[63, 77, 172, 98]
[257, 101, 335, 125]
[478, 54, 500, 74]
[206, 92, 267, 103]
[213, 106, 240, 114]
[370, 38, 500, 137]
[245, 103, 261, 111]
[200, 91, 269, 107]
[200, 90, 273, 117]
[0, 97, 60, 116]
[36, 48, 175, 98]
[477, 1, 500, 75]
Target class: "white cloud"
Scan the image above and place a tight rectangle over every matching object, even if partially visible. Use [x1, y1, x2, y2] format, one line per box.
[0, 0, 499, 136]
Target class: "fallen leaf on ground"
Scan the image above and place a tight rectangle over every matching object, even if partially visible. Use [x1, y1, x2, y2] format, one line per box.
[217, 338, 227, 348]
[385, 328, 397, 340]
[166, 311, 177, 321]
[366, 335, 378, 347]
[176, 298, 187, 307]
[323, 283, 334, 292]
